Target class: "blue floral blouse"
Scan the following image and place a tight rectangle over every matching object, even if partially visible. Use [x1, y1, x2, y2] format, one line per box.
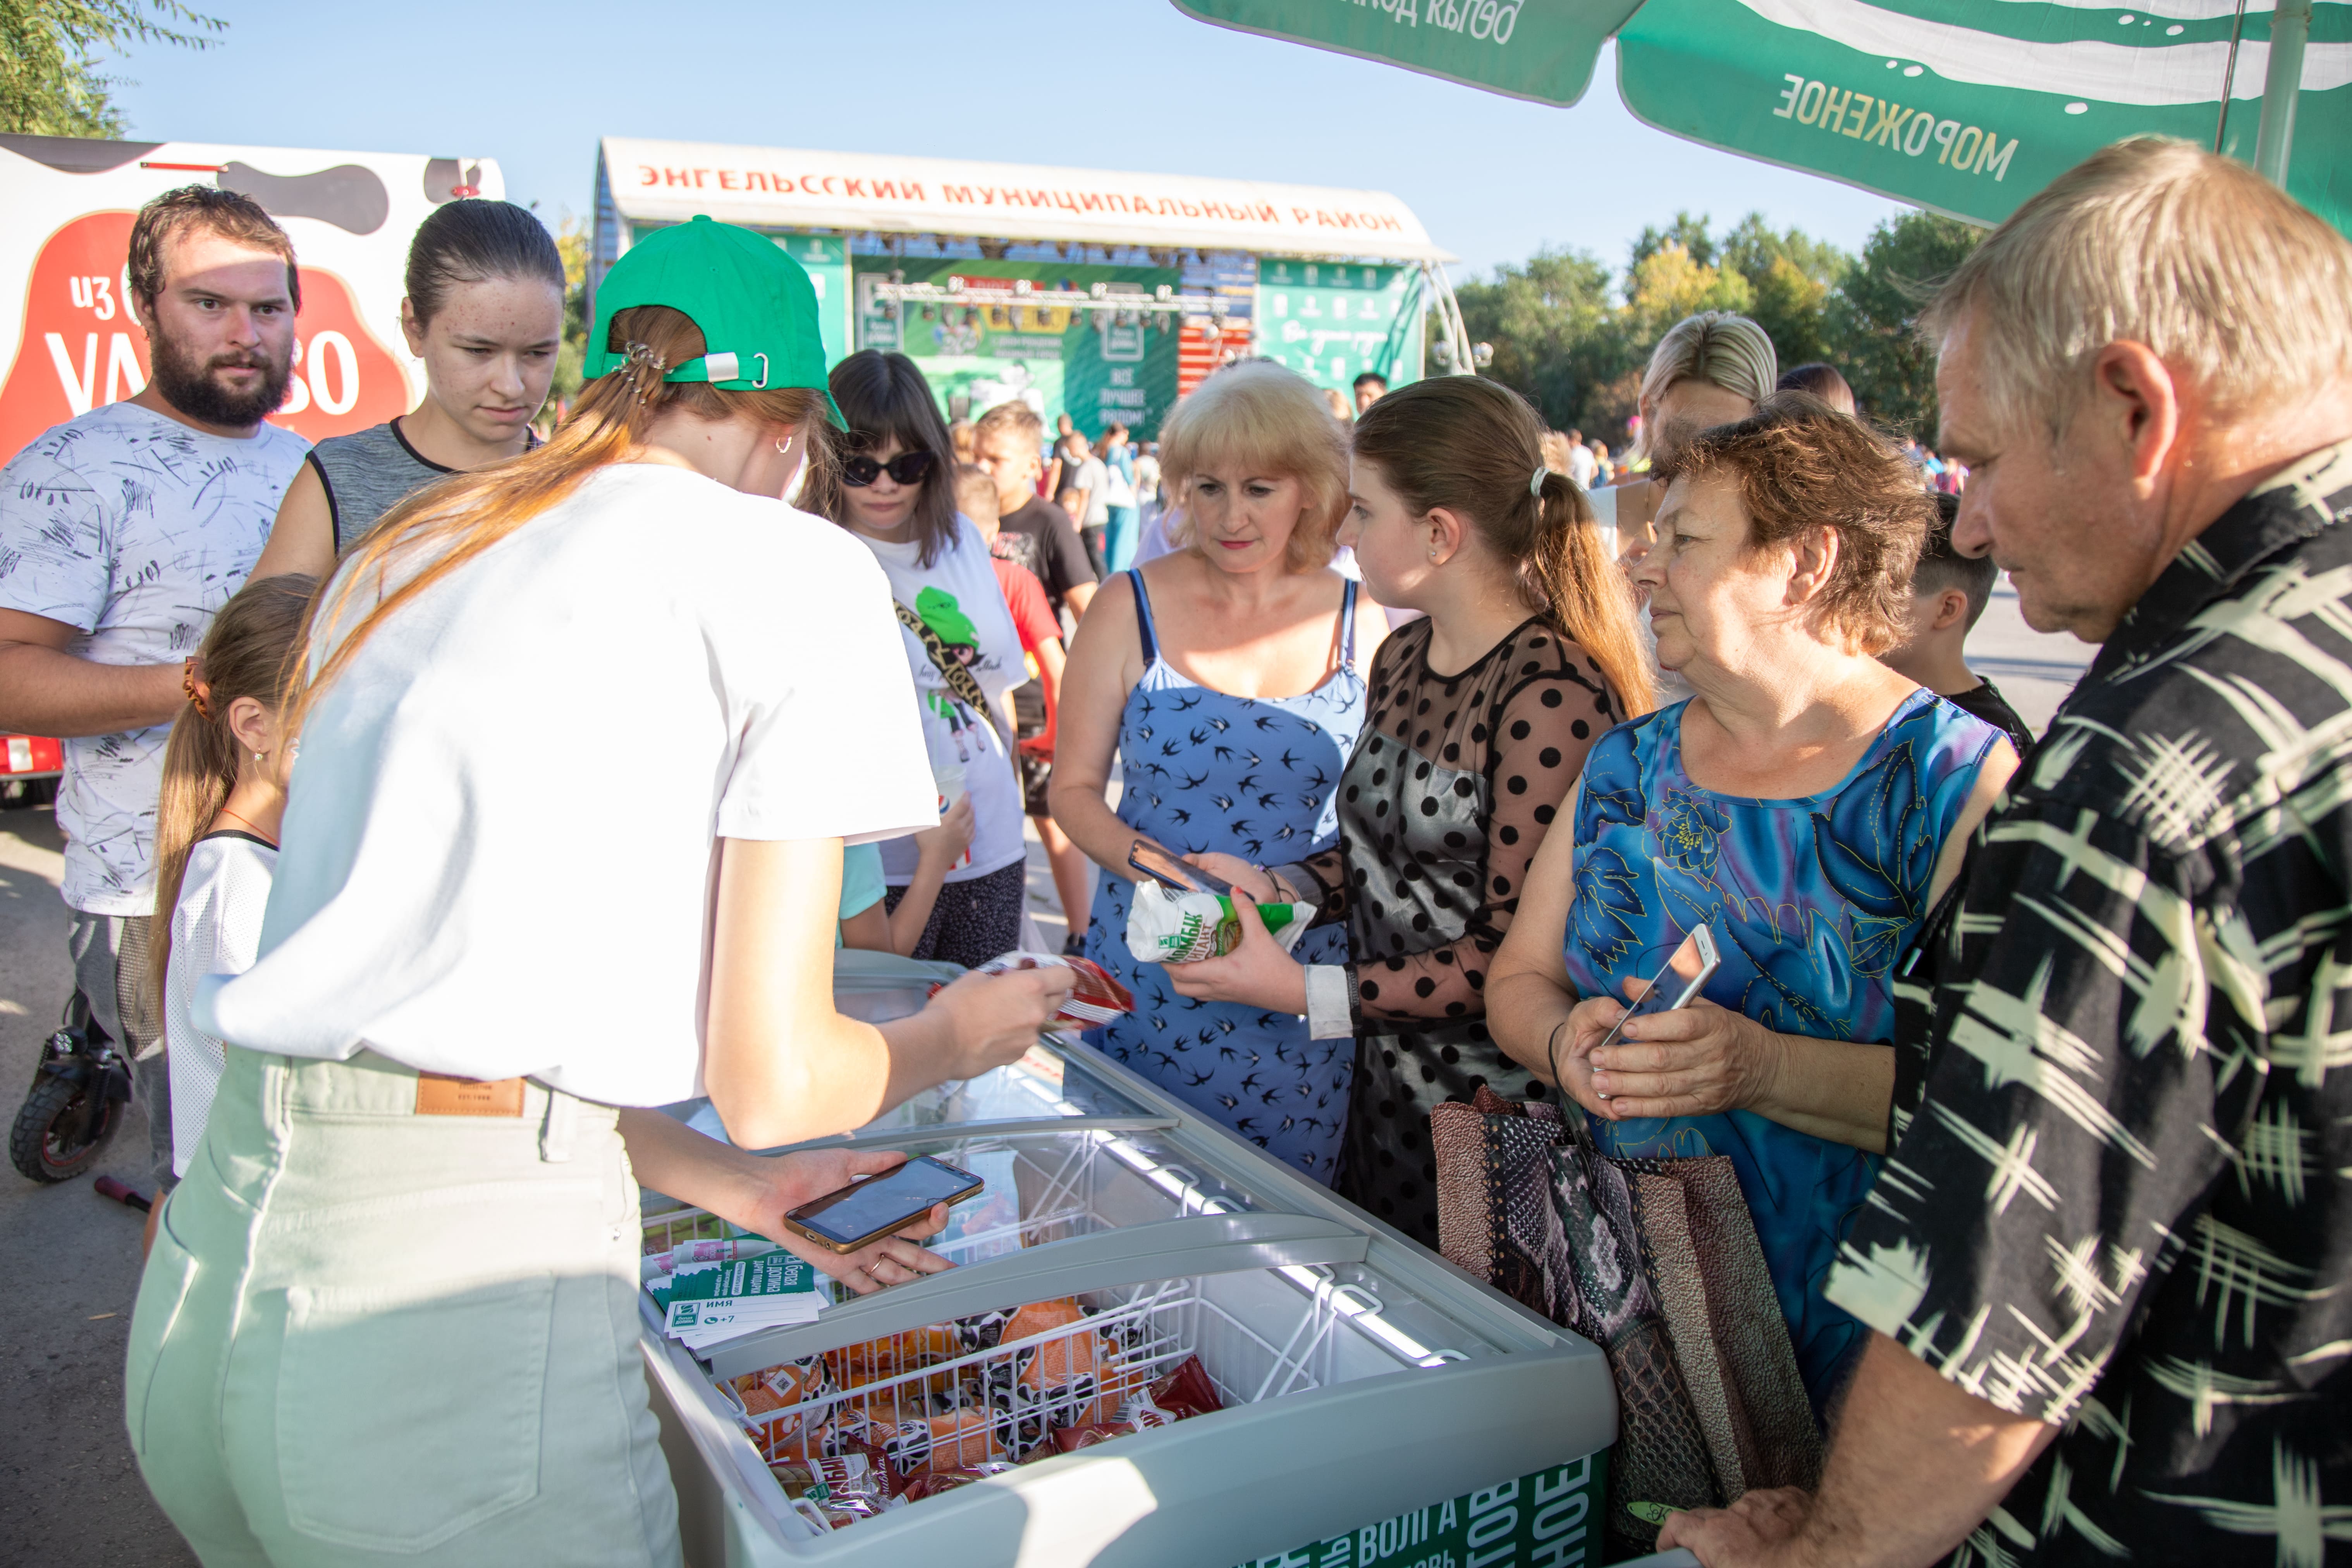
[1563, 689, 2003, 1410]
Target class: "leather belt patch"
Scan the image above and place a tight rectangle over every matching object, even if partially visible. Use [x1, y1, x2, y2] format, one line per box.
[415, 1073, 526, 1117]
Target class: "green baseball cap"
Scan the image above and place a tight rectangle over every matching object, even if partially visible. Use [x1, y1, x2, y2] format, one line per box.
[583, 214, 844, 428]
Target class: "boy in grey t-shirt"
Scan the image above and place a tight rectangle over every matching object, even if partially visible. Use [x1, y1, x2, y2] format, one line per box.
[0, 188, 306, 1191]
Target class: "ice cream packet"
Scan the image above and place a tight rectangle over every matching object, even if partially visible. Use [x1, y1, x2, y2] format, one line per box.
[1124, 882, 1314, 965]
[947, 951, 1135, 1029]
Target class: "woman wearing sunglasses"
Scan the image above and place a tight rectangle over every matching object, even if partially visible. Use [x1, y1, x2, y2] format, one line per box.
[810, 350, 1030, 965]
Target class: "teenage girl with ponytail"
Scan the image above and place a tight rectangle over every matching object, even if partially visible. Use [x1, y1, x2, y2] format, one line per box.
[1174, 375, 1652, 1248]
[254, 198, 565, 575]
[126, 219, 1066, 1564]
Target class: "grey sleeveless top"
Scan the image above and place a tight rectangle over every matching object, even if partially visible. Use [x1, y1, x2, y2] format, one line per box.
[305, 420, 450, 550]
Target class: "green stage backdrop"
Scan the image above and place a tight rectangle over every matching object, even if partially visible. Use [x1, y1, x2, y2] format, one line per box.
[854, 256, 1182, 440]
[1256, 258, 1426, 393]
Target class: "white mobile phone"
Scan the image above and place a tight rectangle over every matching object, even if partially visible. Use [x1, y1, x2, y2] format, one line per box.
[1594, 925, 1723, 1088]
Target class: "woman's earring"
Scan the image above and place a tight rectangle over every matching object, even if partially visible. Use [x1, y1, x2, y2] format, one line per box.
[775, 438, 792, 455]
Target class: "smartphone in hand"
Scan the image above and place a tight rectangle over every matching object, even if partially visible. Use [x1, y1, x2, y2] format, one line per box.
[1128, 840, 1235, 897]
[1592, 925, 1723, 1094]
[781, 1156, 983, 1255]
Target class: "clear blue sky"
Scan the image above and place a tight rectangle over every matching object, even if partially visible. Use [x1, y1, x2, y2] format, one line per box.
[103, 0, 1909, 283]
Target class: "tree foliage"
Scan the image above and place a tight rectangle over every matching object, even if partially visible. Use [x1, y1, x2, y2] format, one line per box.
[0, 1, 220, 138]
[1823, 211, 1984, 438]
[550, 214, 590, 410]
[1444, 206, 1982, 447]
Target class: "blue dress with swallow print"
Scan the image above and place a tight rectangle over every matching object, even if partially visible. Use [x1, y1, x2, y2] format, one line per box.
[1081, 569, 1366, 1181]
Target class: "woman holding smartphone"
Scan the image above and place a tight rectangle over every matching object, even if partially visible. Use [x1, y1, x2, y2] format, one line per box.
[1051, 362, 1382, 1183]
[127, 219, 1067, 1566]
[1486, 396, 2013, 1413]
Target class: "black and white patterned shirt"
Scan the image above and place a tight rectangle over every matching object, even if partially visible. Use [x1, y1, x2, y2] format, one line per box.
[1825, 441, 2352, 1565]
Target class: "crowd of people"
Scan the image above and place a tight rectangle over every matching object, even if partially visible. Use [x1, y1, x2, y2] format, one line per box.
[0, 132, 2343, 1566]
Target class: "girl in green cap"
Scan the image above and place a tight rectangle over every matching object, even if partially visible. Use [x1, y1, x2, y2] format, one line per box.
[124, 218, 1070, 1566]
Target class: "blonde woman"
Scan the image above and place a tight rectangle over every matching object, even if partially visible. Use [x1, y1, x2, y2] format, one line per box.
[1608, 309, 1779, 558]
[1051, 361, 1386, 1181]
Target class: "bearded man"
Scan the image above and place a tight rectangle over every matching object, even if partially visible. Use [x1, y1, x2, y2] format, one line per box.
[0, 186, 308, 1196]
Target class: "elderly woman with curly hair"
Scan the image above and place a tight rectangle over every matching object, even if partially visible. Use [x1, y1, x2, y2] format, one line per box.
[1490, 393, 2018, 1413]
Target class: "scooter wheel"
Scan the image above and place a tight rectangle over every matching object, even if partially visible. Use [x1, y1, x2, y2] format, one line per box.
[9, 1075, 121, 1183]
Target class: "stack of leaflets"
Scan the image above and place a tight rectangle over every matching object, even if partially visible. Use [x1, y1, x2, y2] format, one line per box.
[646, 1249, 824, 1350]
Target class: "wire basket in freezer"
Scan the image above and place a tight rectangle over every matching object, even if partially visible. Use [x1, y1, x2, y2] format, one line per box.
[641, 1145, 1458, 1534]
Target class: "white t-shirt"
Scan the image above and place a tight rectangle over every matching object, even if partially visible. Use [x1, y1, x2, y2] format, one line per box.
[1071, 455, 1110, 527]
[1566, 442, 1598, 490]
[0, 403, 306, 913]
[165, 830, 276, 1176]
[203, 464, 937, 1107]
[853, 516, 1028, 885]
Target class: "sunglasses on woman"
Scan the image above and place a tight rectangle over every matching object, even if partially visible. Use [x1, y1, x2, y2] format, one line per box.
[841, 450, 937, 487]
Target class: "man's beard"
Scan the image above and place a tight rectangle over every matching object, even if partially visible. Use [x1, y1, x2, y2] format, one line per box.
[147, 326, 292, 428]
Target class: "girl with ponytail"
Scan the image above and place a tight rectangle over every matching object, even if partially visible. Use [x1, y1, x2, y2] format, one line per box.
[1171, 374, 1651, 1246]
[151, 573, 315, 1195]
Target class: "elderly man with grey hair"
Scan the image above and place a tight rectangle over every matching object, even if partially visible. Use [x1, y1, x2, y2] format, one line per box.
[1662, 137, 2352, 1567]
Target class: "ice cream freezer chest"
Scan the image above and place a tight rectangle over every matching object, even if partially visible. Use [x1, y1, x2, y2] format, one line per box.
[639, 954, 1617, 1568]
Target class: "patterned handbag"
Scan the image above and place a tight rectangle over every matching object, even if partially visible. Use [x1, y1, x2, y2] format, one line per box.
[1619, 1155, 1824, 1498]
[1431, 1088, 1820, 1552]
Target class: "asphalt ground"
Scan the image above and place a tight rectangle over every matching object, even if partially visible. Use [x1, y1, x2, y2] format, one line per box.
[0, 806, 196, 1567]
[0, 584, 2093, 1565]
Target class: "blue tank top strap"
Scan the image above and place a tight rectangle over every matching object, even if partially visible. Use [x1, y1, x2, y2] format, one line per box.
[1127, 568, 1160, 665]
[1339, 579, 1360, 669]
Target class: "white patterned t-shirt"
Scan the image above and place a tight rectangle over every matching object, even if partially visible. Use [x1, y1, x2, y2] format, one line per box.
[0, 402, 307, 913]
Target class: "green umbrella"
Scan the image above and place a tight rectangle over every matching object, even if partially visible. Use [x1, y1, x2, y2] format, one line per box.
[1171, 0, 2350, 234]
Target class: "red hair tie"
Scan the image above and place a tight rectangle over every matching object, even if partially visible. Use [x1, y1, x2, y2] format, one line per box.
[182, 656, 214, 721]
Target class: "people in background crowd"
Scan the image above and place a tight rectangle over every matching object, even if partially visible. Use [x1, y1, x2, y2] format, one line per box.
[256, 199, 563, 576]
[1172, 376, 1653, 1245]
[1053, 361, 1385, 1180]
[1774, 360, 1857, 416]
[1665, 136, 2352, 1568]
[0, 187, 309, 1198]
[1879, 493, 2033, 756]
[1322, 387, 1354, 428]
[1059, 428, 1111, 576]
[1563, 426, 1598, 490]
[1099, 423, 1140, 573]
[812, 351, 1031, 968]
[953, 461, 1087, 946]
[1353, 370, 1389, 417]
[975, 401, 1097, 621]
[1490, 394, 2015, 1413]
[947, 417, 977, 464]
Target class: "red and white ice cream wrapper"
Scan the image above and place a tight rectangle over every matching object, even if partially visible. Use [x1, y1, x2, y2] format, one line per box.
[936, 951, 1135, 1030]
